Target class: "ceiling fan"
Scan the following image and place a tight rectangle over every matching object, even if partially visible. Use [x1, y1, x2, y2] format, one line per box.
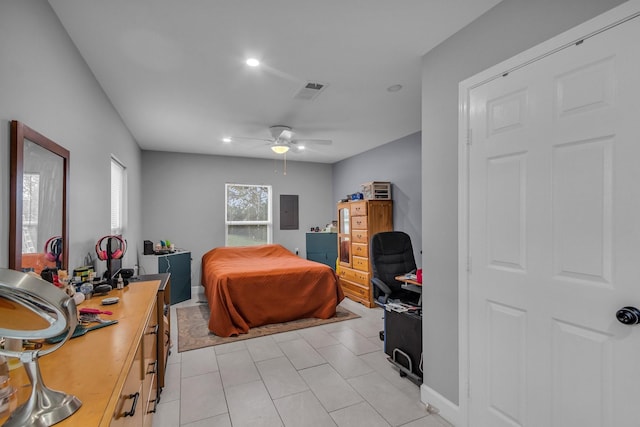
[232, 125, 332, 154]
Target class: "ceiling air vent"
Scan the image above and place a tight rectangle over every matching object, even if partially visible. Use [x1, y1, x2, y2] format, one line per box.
[293, 81, 327, 101]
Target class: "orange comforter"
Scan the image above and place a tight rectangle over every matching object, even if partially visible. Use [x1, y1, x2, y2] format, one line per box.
[201, 244, 344, 337]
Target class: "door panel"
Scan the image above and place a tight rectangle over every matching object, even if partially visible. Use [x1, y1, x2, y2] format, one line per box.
[552, 137, 612, 285]
[468, 15, 640, 427]
[486, 302, 526, 426]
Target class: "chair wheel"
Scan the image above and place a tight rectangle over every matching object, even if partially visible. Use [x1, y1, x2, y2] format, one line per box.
[379, 331, 384, 341]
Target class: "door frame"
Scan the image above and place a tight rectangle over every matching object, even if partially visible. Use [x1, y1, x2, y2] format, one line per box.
[456, 2, 640, 426]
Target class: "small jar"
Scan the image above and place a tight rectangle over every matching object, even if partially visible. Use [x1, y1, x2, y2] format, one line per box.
[79, 282, 93, 300]
[0, 355, 8, 379]
[0, 355, 14, 418]
[2, 340, 23, 371]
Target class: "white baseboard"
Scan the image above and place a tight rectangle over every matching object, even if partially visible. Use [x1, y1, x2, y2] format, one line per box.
[192, 286, 205, 298]
[421, 384, 461, 426]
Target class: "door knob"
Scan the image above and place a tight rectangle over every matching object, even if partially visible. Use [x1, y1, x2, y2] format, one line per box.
[616, 306, 640, 325]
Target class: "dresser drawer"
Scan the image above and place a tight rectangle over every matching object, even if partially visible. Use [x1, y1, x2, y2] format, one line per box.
[352, 243, 368, 258]
[143, 301, 158, 363]
[351, 230, 368, 244]
[144, 371, 157, 426]
[352, 216, 368, 230]
[338, 266, 369, 286]
[340, 278, 370, 300]
[112, 345, 143, 426]
[352, 256, 369, 272]
[350, 201, 367, 216]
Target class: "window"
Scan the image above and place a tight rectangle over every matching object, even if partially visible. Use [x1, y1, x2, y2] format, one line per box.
[111, 157, 126, 235]
[22, 173, 40, 253]
[225, 183, 272, 246]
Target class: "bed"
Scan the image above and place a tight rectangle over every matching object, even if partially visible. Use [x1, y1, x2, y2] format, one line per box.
[201, 244, 344, 337]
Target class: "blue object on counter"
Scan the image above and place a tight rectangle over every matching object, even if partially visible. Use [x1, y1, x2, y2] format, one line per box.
[45, 320, 118, 344]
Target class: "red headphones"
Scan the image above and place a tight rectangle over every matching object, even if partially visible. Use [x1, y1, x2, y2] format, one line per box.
[95, 235, 127, 261]
[44, 236, 63, 262]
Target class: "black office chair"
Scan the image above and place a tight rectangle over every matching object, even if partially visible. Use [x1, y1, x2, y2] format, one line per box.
[370, 231, 420, 305]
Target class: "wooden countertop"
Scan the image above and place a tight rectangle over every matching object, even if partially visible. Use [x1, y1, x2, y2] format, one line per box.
[1, 279, 160, 426]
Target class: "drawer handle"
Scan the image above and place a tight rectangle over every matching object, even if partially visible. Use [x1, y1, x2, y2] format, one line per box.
[148, 396, 159, 414]
[147, 360, 158, 375]
[147, 324, 159, 336]
[124, 392, 140, 417]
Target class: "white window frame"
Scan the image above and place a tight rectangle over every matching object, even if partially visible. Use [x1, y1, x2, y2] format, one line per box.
[22, 173, 40, 253]
[110, 156, 126, 235]
[225, 183, 273, 246]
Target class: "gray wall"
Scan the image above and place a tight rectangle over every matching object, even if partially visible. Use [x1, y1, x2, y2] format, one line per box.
[2, 0, 626, 414]
[333, 132, 422, 264]
[0, 0, 142, 274]
[141, 151, 334, 285]
[420, 0, 626, 406]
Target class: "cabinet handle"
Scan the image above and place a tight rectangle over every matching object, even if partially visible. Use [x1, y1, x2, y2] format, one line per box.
[148, 396, 159, 414]
[147, 360, 158, 375]
[146, 324, 159, 336]
[124, 392, 140, 417]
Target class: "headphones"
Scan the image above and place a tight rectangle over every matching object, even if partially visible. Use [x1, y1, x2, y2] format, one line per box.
[95, 235, 127, 261]
[44, 236, 63, 262]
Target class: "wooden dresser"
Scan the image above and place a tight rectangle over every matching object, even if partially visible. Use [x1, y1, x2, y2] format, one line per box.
[337, 200, 393, 307]
[136, 273, 171, 392]
[2, 278, 168, 427]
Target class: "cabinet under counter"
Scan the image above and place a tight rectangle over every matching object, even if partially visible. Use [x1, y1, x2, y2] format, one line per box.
[3, 279, 163, 427]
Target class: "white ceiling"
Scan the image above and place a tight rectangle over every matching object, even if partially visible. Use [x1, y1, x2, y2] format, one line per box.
[48, 0, 501, 163]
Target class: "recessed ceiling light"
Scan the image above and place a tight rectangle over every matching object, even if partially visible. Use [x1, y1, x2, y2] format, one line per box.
[246, 58, 260, 67]
[387, 84, 403, 92]
[297, 145, 306, 150]
[222, 137, 231, 143]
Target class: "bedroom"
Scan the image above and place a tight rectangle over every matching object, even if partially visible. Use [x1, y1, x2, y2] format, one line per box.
[0, 0, 628, 426]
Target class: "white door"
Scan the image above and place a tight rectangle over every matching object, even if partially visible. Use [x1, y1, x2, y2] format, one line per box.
[468, 15, 640, 427]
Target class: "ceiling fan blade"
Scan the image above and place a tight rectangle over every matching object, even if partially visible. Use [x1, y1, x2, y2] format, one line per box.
[231, 136, 274, 143]
[293, 139, 332, 145]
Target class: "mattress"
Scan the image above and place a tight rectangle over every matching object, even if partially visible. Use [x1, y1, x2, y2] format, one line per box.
[201, 244, 344, 336]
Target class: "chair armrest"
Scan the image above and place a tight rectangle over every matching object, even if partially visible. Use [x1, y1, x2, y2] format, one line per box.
[371, 277, 392, 296]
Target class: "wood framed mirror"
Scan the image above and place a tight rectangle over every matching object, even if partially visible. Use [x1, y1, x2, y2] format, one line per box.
[10, 120, 70, 274]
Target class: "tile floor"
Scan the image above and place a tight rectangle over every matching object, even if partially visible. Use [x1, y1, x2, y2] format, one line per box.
[153, 288, 451, 427]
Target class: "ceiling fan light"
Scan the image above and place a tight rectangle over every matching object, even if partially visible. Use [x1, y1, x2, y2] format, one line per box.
[271, 144, 290, 154]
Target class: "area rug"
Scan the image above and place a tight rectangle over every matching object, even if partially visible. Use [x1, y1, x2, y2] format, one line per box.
[176, 304, 360, 352]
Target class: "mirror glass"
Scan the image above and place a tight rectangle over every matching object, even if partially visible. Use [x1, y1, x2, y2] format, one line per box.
[0, 294, 52, 332]
[10, 121, 69, 274]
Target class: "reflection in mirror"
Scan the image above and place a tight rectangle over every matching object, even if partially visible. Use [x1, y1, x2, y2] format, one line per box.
[0, 294, 52, 332]
[22, 140, 64, 271]
[10, 121, 69, 274]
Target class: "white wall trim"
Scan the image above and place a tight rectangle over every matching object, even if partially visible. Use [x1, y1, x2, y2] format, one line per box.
[421, 383, 461, 426]
[457, 66, 471, 427]
[457, 1, 640, 426]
